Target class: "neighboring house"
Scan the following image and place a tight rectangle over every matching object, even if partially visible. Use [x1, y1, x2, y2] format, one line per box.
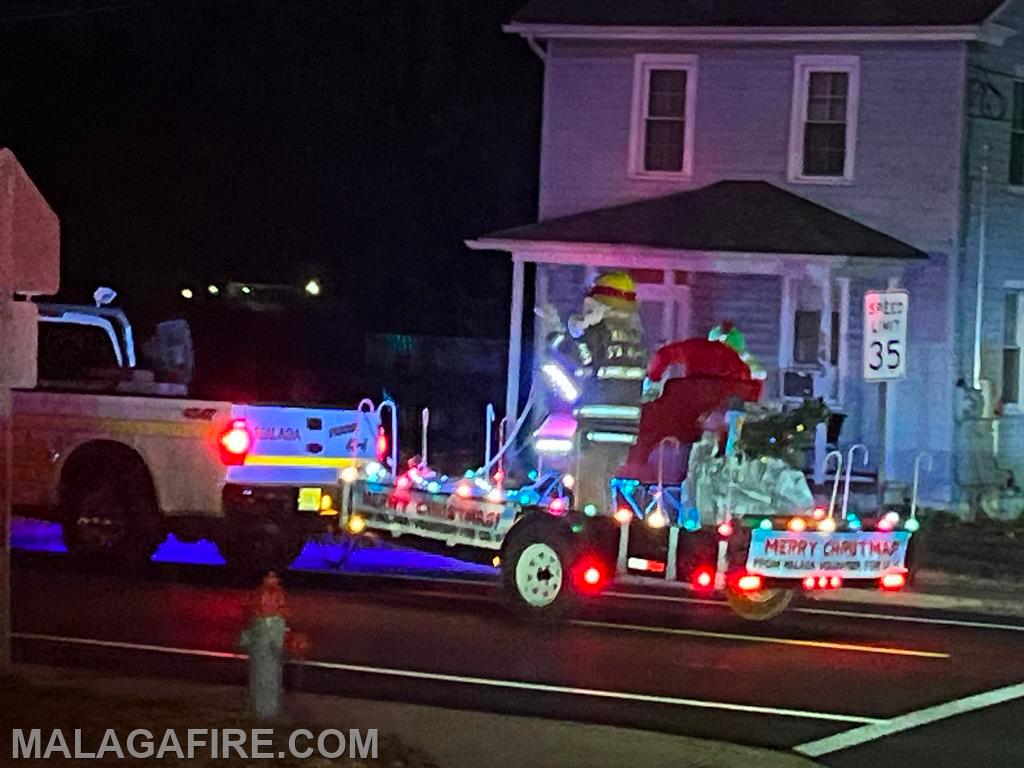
[467, 0, 1024, 509]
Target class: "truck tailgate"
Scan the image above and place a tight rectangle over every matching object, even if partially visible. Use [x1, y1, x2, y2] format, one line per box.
[226, 404, 381, 486]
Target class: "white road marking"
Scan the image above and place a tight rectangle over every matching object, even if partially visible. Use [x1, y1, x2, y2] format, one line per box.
[794, 680, 1024, 757]
[13, 632, 245, 660]
[12, 631, 879, 725]
[571, 620, 949, 659]
[297, 658, 881, 724]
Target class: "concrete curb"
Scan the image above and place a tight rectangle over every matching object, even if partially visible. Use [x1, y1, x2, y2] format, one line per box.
[14, 664, 824, 768]
[809, 569, 1024, 619]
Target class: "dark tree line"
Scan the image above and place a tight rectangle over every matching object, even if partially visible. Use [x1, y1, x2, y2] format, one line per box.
[0, 0, 540, 338]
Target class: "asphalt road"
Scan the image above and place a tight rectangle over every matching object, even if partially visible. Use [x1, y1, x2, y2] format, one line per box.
[8, 549, 1024, 768]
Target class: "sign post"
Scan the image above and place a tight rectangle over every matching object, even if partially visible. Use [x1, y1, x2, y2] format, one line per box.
[0, 149, 59, 678]
[863, 288, 909, 506]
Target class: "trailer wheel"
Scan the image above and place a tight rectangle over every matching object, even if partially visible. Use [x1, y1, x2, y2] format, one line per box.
[61, 449, 162, 570]
[724, 585, 794, 621]
[502, 528, 585, 619]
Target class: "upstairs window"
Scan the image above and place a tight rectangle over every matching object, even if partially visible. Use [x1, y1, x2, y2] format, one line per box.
[1010, 82, 1024, 186]
[789, 56, 860, 183]
[629, 54, 697, 178]
[1004, 292, 1023, 405]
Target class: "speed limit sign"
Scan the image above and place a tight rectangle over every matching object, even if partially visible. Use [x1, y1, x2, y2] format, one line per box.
[863, 289, 908, 381]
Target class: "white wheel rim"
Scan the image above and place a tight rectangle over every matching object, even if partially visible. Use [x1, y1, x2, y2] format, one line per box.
[515, 543, 564, 608]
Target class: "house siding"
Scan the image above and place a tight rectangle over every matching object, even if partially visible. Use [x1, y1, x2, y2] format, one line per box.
[688, 273, 782, 380]
[959, 1, 1024, 484]
[539, 40, 964, 254]
[531, 37, 969, 503]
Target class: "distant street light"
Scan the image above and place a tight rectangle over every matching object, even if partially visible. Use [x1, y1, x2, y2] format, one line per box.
[240, 285, 252, 295]
[180, 288, 194, 299]
[207, 284, 219, 295]
[304, 279, 322, 297]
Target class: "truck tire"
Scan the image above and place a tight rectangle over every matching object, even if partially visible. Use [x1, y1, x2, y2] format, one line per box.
[502, 527, 584, 619]
[724, 585, 794, 621]
[62, 453, 162, 570]
[220, 518, 305, 582]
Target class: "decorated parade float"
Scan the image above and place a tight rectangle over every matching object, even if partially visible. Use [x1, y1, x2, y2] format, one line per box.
[318, 272, 916, 621]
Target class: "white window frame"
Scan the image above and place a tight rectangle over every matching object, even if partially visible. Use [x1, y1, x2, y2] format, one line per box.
[1002, 287, 1024, 410]
[628, 54, 698, 179]
[787, 55, 860, 185]
[635, 274, 691, 350]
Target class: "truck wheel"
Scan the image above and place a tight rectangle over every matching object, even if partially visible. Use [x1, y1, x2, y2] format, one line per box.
[502, 530, 582, 619]
[220, 519, 304, 581]
[62, 460, 162, 569]
[724, 586, 794, 621]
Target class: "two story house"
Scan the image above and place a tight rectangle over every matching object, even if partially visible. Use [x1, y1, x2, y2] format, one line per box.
[468, 0, 1024, 510]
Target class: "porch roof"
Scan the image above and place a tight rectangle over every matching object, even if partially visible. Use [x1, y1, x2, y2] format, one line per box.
[509, 0, 1005, 28]
[470, 181, 927, 260]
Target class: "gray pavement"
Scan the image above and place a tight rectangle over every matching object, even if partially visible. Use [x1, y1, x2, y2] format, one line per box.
[16, 664, 823, 768]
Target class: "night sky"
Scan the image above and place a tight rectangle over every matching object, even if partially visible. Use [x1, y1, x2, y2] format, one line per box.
[0, 0, 540, 341]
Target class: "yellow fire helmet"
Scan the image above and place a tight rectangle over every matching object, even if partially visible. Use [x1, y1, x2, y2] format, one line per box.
[589, 271, 637, 311]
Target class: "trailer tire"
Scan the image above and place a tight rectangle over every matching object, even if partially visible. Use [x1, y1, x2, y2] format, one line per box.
[724, 585, 794, 621]
[61, 447, 163, 570]
[502, 526, 583, 619]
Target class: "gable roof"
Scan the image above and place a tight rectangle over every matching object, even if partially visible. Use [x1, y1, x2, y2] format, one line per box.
[471, 181, 927, 259]
[510, 0, 1007, 29]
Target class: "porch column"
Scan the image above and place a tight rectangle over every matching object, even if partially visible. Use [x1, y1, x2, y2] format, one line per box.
[816, 268, 833, 486]
[505, 257, 526, 426]
[778, 274, 794, 382]
[837, 277, 851, 404]
[817, 266, 834, 398]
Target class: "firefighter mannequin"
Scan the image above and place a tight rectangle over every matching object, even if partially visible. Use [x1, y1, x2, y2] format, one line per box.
[559, 271, 647, 512]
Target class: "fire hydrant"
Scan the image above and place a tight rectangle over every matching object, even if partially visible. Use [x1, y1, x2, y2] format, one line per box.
[238, 572, 306, 718]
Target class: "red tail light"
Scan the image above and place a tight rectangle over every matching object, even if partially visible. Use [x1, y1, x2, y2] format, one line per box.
[573, 556, 608, 595]
[736, 574, 763, 593]
[219, 419, 251, 465]
[880, 572, 907, 591]
[804, 574, 843, 591]
[692, 566, 715, 590]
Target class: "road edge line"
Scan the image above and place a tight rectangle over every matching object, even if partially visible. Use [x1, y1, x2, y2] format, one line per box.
[12, 632, 879, 725]
[297, 658, 882, 724]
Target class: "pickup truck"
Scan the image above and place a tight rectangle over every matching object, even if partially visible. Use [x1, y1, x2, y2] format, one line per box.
[12, 300, 383, 575]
